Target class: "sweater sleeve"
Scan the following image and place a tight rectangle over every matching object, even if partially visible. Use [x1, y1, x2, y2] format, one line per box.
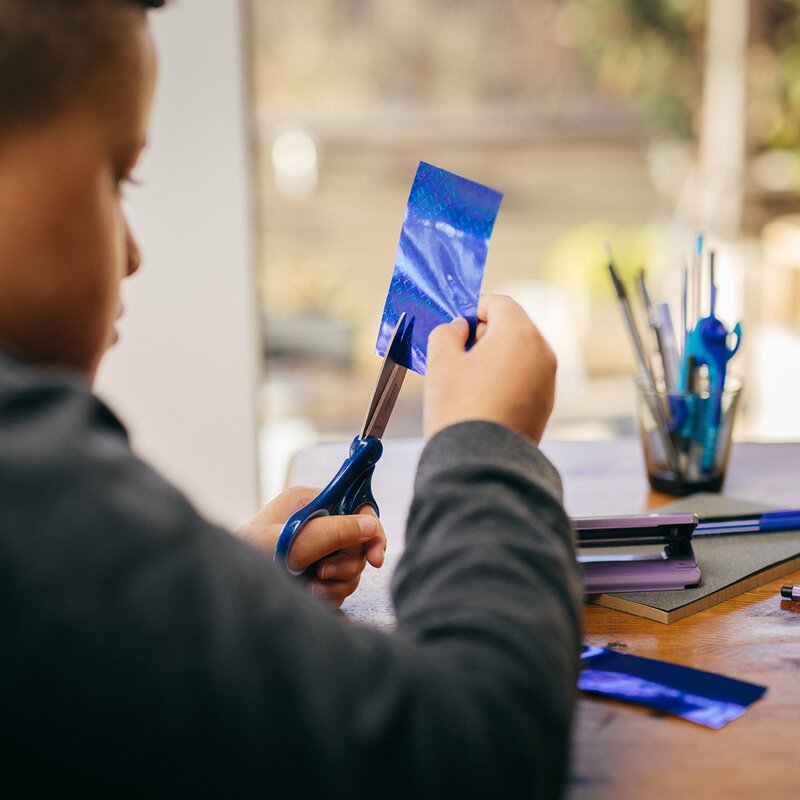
[0, 361, 581, 799]
[392, 421, 584, 798]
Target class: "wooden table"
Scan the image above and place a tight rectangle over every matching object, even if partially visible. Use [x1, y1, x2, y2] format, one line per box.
[287, 438, 800, 799]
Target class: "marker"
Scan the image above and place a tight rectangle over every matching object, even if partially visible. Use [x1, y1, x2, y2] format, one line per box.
[695, 509, 800, 536]
[780, 585, 800, 601]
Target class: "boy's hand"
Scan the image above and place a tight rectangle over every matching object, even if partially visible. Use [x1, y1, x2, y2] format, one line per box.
[239, 487, 387, 608]
[424, 293, 557, 443]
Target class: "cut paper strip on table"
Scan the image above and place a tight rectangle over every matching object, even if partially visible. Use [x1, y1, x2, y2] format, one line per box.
[578, 645, 766, 729]
[376, 161, 503, 375]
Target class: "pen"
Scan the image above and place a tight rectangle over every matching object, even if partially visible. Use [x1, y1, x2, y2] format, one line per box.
[681, 259, 689, 352]
[606, 247, 681, 475]
[636, 269, 669, 385]
[695, 509, 800, 536]
[692, 232, 704, 329]
[709, 249, 717, 317]
[781, 585, 800, 601]
[657, 303, 680, 390]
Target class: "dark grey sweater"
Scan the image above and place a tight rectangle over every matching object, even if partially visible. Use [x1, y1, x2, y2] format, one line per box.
[0, 350, 582, 798]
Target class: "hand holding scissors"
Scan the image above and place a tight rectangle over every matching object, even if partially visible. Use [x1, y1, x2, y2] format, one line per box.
[274, 313, 412, 575]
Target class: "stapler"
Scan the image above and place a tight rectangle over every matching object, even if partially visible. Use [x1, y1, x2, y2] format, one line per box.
[572, 512, 701, 594]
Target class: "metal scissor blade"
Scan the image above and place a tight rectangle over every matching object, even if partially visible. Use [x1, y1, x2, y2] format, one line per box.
[361, 362, 407, 440]
[360, 313, 410, 440]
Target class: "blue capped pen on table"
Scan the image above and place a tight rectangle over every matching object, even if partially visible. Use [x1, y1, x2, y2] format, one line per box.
[695, 509, 800, 536]
[273, 313, 412, 575]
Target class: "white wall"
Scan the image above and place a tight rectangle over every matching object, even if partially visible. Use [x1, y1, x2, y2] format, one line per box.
[96, 0, 262, 529]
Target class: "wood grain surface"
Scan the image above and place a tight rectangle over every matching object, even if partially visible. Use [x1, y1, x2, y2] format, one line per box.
[571, 571, 800, 800]
[565, 441, 800, 800]
[288, 438, 800, 799]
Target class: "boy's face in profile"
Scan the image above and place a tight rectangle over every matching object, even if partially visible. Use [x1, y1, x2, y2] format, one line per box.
[0, 8, 156, 379]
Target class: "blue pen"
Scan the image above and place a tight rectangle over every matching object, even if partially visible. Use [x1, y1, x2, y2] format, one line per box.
[709, 249, 717, 317]
[692, 232, 704, 330]
[695, 510, 800, 536]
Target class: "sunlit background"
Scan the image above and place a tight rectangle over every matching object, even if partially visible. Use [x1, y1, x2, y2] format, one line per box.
[247, 0, 800, 500]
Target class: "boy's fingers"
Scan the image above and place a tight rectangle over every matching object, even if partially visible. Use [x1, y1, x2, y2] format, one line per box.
[310, 577, 361, 607]
[475, 293, 545, 349]
[288, 513, 379, 572]
[240, 486, 323, 543]
[476, 293, 529, 335]
[315, 535, 385, 579]
[274, 486, 322, 516]
[355, 502, 386, 562]
[364, 536, 386, 569]
[316, 547, 367, 582]
[477, 292, 515, 321]
[428, 317, 470, 360]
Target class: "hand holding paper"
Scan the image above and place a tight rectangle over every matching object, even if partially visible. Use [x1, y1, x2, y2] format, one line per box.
[424, 294, 557, 443]
[376, 161, 503, 374]
[374, 162, 555, 443]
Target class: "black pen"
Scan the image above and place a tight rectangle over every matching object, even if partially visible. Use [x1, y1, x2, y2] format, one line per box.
[606, 246, 681, 475]
[781, 585, 800, 601]
[636, 269, 669, 385]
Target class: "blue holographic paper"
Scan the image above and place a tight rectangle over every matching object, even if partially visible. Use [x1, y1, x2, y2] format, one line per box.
[376, 161, 503, 375]
[578, 646, 766, 729]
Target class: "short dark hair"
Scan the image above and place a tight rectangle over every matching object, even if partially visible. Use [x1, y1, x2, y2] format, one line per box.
[0, 0, 167, 132]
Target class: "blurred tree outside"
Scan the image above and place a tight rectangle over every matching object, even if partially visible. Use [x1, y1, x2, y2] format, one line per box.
[561, 0, 705, 140]
[565, 0, 800, 206]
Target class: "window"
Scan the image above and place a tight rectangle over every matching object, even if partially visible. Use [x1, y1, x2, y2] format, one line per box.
[248, 0, 800, 499]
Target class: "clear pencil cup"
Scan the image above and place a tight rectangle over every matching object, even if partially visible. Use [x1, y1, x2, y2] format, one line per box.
[634, 377, 743, 496]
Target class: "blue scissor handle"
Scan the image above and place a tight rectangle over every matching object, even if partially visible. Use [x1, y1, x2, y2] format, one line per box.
[679, 317, 742, 472]
[681, 318, 741, 394]
[274, 436, 383, 575]
[667, 395, 689, 433]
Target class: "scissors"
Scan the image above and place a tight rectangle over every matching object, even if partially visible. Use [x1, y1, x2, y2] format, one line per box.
[679, 314, 742, 473]
[274, 313, 412, 575]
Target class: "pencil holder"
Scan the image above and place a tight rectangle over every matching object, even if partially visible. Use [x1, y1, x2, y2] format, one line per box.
[634, 376, 743, 496]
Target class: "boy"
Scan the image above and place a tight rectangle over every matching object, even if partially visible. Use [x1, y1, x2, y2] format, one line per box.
[0, 1, 582, 797]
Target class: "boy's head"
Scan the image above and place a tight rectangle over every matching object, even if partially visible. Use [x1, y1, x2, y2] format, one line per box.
[0, 0, 165, 379]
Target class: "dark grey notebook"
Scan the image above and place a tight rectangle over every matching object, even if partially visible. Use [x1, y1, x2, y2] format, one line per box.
[589, 494, 800, 623]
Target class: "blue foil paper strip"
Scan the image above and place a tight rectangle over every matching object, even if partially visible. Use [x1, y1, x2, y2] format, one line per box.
[376, 161, 503, 375]
[578, 646, 766, 729]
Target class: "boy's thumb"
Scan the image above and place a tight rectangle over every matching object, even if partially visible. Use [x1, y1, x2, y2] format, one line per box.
[427, 317, 470, 359]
